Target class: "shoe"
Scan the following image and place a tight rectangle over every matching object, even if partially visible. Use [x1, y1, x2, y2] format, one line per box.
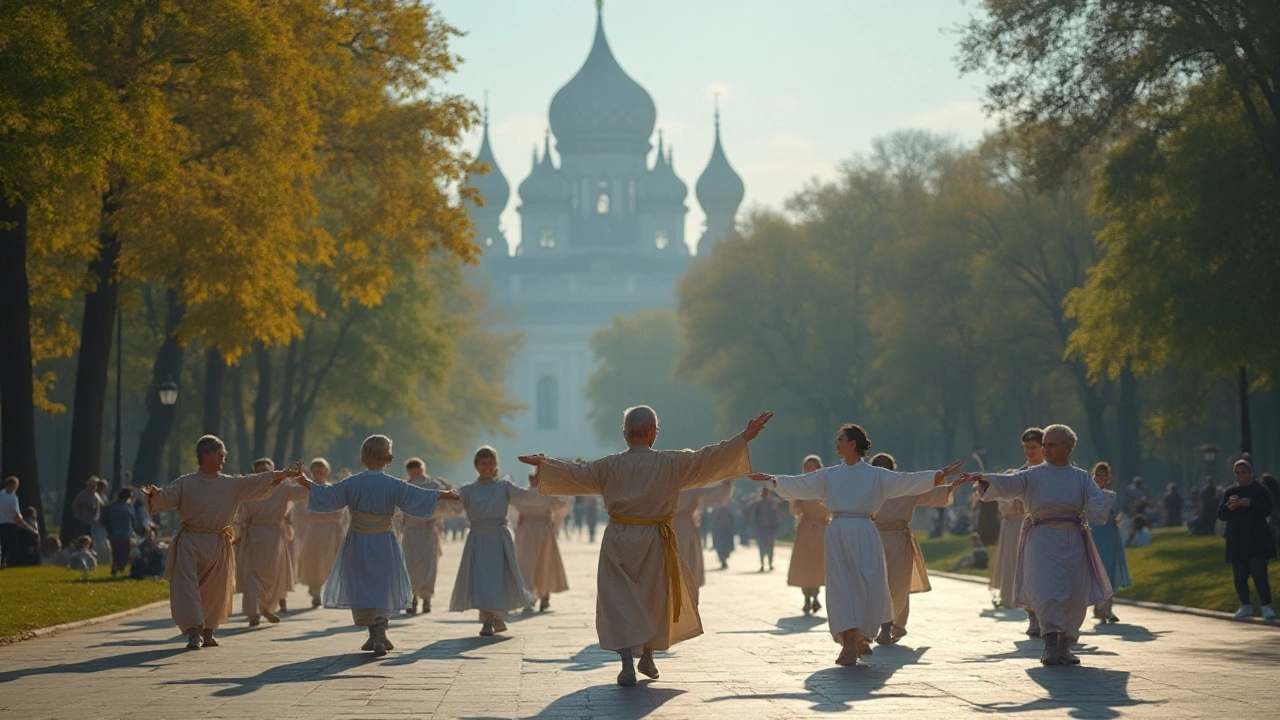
[1264, 605, 1277, 620]
[278, 599, 288, 613]
[1026, 613, 1042, 638]
[424, 599, 431, 614]
[857, 637, 873, 656]
[375, 619, 393, 651]
[637, 656, 659, 679]
[1234, 605, 1254, 619]
[1040, 632, 1062, 665]
[405, 597, 418, 615]
[186, 629, 203, 650]
[1106, 612, 1120, 623]
[811, 598, 821, 613]
[890, 625, 907, 643]
[1058, 635, 1080, 665]
[492, 618, 508, 633]
[617, 670, 637, 686]
[835, 637, 860, 666]
[262, 610, 280, 624]
[311, 596, 322, 609]
[201, 629, 219, 648]
[803, 599, 813, 615]
[361, 628, 377, 651]
[874, 623, 893, 646]
[540, 597, 550, 612]
[720, 561, 728, 570]
[247, 616, 261, 628]
[480, 621, 495, 637]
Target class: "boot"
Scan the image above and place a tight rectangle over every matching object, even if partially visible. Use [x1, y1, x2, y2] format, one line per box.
[1040, 632, 1062, 665]
[803, 597, 813, 615]
[278, 599, 288, 613]
[539, 595, 550, 612]
[1026, 611, 1041, 637]
[1059, 634, 1081, 665]
[311, 594, 322, 609]
[361, 626, 377, 651]
[405, 596, 418, 615]
[424, 598, 431, 614]
[201, 628, 219, 647]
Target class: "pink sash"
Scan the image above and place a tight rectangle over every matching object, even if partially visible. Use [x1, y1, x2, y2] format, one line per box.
[1013, 513, 1113, 607]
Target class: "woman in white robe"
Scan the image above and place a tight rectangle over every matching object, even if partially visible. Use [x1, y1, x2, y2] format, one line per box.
[956, 424, 1115, 666]
[302, 435, 458, 656]
[513, 473, 572, 611]
[295, 459, 346, 608]
[750, 423, 963, 666]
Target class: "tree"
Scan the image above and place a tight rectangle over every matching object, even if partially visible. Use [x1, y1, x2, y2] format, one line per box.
[959, 0, 1280, 185]
[586, 309, 720, 451]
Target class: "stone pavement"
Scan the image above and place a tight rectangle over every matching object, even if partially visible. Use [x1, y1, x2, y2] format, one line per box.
[2, 533, 1279, 719]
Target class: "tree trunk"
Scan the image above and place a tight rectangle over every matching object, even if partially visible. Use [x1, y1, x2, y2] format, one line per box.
[1240, 365, 1253, 456]
[229, 364, 252, 474]
[61, 203, 122, 543]
[289, 405, 309, 466]
[203, 347, 225, 435]
[252, 345, 271, 461]
[1069, 365, 1114, 465]
[1117, 368, 1141, 485]
[0, 197, 44, 530]
[131, 290, 185, 488]
[272, 340, 299, 464]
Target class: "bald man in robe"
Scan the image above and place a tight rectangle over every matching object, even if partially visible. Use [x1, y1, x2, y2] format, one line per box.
[237, 458, 310, 625]
[141, 436, 303, 649]
[520, 406, 773, 686]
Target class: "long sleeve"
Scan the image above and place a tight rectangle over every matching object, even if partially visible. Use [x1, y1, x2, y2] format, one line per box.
[881, 469, 942, 502]
[146, 483, 182, 515]
[911, 484, 954, 509]
[538, 458, 606, 497]
[773, 466, 831, 502]
[1085, 485, 1116, 525]
[673, 434, 752, 490]
[395, 482, 441, 519]
[978, 468, 1034, 502]
[309, 482, 349, 513]
[232, 471, 280, 505]
[506, 482, 539, 504]
[1253, 485, 1274, 519]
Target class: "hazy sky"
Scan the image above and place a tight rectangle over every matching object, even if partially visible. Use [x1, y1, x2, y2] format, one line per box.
[433, 0, 997, 253]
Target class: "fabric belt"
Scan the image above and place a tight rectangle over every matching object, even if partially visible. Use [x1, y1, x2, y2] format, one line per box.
[180, 523, 234, 541]
[470, 518, 507, 535]
[350, 510, 393, 535]
[1016, 512, 1112, 605]
[831, 511, 875, 520]
[875, 520, 911, 531]
[610, 513, 684, 623]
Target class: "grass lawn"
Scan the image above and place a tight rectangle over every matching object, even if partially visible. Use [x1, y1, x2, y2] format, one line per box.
[0, 565, 169, 640]
[917, 527, 1280, 614]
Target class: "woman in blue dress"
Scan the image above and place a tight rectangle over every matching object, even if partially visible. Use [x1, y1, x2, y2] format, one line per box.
[1089, 462, 1131, 623]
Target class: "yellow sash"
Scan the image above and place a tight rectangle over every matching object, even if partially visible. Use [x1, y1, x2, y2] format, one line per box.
[180, 523, 234, 541]
[609, 513, 683, 623]
[350, 510, 393, 535]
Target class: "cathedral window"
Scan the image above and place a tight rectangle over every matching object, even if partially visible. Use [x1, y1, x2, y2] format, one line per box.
[539, 229, 555, 248]
[596, 180, 610, 215]
[536, 376, 559, 430]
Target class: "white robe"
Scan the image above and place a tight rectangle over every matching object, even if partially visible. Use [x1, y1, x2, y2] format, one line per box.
[977, 463, 1115, 637]
[773, 459, 940, 642]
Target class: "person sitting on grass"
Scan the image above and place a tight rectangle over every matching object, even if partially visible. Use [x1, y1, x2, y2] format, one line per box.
[40, 536, 65, 566]
[68, 536, 97, 581]
[130, 526, 167, 580]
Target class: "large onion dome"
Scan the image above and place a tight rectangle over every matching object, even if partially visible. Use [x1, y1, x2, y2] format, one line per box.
[696, 109, 745, 212]
[548, 4, 656, 155]
[518, 132, 570, 207]
[637, 133, 687, 207]
[465, 112, 510, 213]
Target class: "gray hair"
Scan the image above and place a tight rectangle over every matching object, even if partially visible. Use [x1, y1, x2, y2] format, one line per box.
[622, 405, 659, 439]
[195, 435, 225, 461]
[1043, 424, 1078, 448]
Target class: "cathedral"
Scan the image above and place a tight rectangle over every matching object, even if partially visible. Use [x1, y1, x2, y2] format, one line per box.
[465, 3, 744, 464]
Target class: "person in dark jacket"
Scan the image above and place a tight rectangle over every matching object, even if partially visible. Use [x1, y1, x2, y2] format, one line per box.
[1218, 458, 1276, 619]
[1162, 484, 1184, 527]
[1198, 477, 1220, 535]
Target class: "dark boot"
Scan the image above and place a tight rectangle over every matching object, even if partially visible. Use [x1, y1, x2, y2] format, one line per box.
[1026, 611, 1041, 637]
[1059, 634, 1081, 665]
[1040, 632, 1062, 665]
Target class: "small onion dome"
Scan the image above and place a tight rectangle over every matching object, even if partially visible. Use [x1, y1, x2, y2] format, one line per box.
[696, 110, 745, 212]
[637, 133, 687, 207]
[465, 114, 510, 213]
[518, 132, 570, 207]
[548, 4, 656, 155]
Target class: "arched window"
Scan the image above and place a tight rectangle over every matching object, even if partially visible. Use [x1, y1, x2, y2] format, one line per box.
[596, 179, 610, 215]
[536, 376, 559, 430]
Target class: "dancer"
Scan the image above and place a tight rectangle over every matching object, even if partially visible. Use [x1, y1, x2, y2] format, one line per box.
[954, 424, 1114, 666]
[237, 458, 309, 626]
[748, 423, 963, 667]
[989, 427, 1043, 636]
[870, 452, 954, 645]
[140, 435, 303, 649]
[746, 485, 786, 572]
[788, 455, 830, 615]
[301, 434, 458, 655]
[520, 406, 773, 686]
[1089, 462, 1131, 623]
[295, 458, 346, 609]
[400, 458, 452, 615]
[513, 472, 571, 612]
[674, 479, 733, 600]
[447, 446, 537, 636]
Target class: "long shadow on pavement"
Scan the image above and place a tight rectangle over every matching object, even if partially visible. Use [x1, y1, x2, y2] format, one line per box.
[462, 685, 685, 720]
[716, 615, 827, 636]
[972, 667, 1157, 718]
[270, 623, 364, 643]
[980, 607, 1030, 623]
[523, 643, 617, 671]
[1086, 622, 1168, 643]
[704, 645, 930, 711]
[0, 648, 179, 684]
[378, 635, 514, 666]
[163, 652, 387, 697]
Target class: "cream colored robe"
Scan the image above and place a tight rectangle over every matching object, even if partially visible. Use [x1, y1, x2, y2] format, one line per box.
[674, 480, 734, 595]
[237, 480, 309, 617]
[399, 476, 453, 599]
[875, 485, 953, 629]
[537, 434, 752, 651]
[295, 489, 347, 597]
[146, 471, 279, 630]
[788, 498, 831, 589]
[989, 498, 1027, 607]
[513, 493, 572, 598]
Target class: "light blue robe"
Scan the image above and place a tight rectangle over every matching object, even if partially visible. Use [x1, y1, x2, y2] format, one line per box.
[447, 479, 536, 613]
[309, 470, 441, 615]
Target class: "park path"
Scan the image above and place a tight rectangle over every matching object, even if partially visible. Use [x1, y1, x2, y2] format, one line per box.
[2, 531, 1278, 719]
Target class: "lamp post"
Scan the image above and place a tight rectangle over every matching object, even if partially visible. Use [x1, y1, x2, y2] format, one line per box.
[112, 308, 123, 491]
[158, 377, 179, 408]
[1199, 443, 1219, 483]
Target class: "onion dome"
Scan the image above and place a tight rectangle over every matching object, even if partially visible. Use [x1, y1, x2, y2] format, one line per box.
[548, 3, 656, 155]
[465, 107, 510, 214]
[637, 132, 687, 207]
[518, 131, 570, 207]
[696, 107, 745, 212]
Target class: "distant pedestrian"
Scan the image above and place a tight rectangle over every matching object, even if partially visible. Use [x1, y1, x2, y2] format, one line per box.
[1089, 462, 1131, 624]
[103, 488, 140, 576]
[1123, 477, 1148, 515]
[1197, 477, 1220, 535]
[1219, 458, 1276, 620]
[746, 485, 785, 572]
[711, 504, 736, 569]
[72, 476, 106, 560]
[0, 477, 38, 568]
[1162, 484, 1184, 527]
[12, 508, 42, 566]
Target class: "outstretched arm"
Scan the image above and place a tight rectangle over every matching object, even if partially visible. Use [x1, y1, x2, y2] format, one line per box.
[521, 455, 605, 497]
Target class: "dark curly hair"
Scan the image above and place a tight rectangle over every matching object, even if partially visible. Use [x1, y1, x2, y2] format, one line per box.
[838, 424, 872, 456]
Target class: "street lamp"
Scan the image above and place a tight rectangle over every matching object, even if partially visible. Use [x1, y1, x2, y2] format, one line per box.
[158, 377, 179, 407]
[1199, 444, 1219, 466]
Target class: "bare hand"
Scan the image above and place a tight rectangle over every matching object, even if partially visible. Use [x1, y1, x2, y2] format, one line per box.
[952, 473, 984, 487]
[439, 490, 461, 502]
[743, 411, 775, 442]
[747, 472, 775, 482]
[296, 476, 314, 490]
[141, 485, 159, 498]
[518, 454, 546, 467]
